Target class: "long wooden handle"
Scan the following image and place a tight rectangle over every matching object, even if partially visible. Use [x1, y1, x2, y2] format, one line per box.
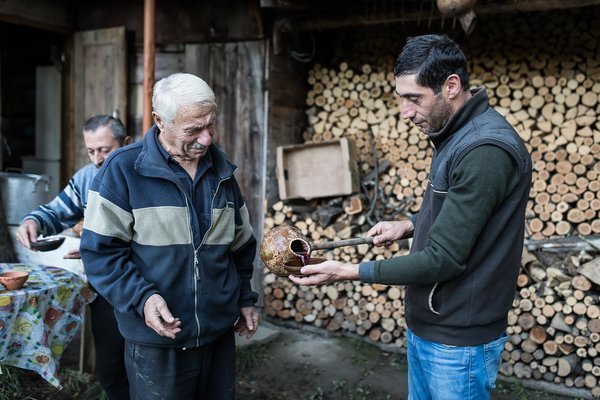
[311, 236, 374, 250]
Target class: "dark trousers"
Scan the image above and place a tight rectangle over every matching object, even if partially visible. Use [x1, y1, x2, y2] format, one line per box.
[90, 294, 130, 400]
[125, 330, 236, 400]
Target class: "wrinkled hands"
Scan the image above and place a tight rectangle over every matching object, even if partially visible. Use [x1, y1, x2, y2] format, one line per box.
[143, 294, 181, 339]
[288, 260, 359, 286]
[234, 306, 259, 339]
[367, 220, 414, 246]
[15, 219, 40, 249]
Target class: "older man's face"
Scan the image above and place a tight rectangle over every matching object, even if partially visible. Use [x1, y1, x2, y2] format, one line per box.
[159, 104, 216, 161]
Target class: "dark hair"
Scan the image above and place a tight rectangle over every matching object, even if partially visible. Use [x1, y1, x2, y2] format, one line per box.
[393, 34, 469, 94]
[82, 115, 128, 144]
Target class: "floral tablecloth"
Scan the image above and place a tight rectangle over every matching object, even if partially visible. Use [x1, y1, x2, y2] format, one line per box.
[0, 263, 96, 389]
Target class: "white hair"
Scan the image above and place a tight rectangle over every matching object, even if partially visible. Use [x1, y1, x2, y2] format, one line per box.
[152, 73, 217, 125]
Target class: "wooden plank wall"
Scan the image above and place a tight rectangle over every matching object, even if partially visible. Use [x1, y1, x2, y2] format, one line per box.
[71, 27, 127, 171]
[185, 42, 266, 300]
[265, 48, 310, 206]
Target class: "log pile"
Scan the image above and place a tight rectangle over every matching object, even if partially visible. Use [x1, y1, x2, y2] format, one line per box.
[299, 27, 600, 239]
[502, 251, 600, 396]
[263, 10, 599, 398]
[263, 218, 410, 346]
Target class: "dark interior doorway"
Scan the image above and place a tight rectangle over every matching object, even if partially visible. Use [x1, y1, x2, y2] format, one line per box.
[0, 22, 66, 195]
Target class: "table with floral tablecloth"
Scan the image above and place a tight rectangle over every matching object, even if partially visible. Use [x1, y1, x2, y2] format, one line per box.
[0, 263, 96, 389]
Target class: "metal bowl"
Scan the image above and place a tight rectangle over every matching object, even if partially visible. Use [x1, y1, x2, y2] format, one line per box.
[30, 236, 65, 252]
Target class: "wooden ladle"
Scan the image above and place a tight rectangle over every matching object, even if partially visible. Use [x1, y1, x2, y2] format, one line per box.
[259, 224, 373, 277]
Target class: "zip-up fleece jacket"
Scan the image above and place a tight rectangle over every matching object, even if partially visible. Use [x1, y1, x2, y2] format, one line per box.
[360, 88, 532, 346]
[80, 126, 257, 348]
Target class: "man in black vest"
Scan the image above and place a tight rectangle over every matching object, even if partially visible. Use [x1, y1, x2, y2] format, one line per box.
[291, 34, 532, 400]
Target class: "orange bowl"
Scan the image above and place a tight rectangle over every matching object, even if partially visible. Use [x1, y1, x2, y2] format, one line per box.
[0, 271, 30, 290]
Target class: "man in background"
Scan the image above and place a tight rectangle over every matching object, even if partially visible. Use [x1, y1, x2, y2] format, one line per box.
[16, 115, 132, 400]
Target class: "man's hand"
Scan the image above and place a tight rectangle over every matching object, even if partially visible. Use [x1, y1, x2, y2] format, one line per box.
[234, 306, 259, 339]
[63, 249, 81, 259]
[289, 260, 359, 286]
[15, 219, 41, 249]
[143, 294, 181, 339]
[72, 219, 84, 237]
[367, 220, 414, 246]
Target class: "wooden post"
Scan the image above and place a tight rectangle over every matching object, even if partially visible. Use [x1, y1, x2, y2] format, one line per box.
[142, 0, 156, 135]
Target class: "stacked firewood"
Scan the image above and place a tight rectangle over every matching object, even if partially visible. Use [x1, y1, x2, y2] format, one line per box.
[299, 46, 599, 239]
[264, 10, 599, 398]
[263, 215, 410, 347]
[502, 251, 600, 395]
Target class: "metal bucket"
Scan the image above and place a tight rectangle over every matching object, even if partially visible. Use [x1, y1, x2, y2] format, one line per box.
[0, 170, 52, 225]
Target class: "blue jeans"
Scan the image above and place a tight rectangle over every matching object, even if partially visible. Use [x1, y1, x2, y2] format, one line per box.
[407, 328, 507, 400]
[125, 330, 236, 400]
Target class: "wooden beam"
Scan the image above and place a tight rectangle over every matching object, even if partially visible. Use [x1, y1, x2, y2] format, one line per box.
[142, 0, 156, 135]
[481, 0, 600, 12]
[0, 0, 72, 33]
[273, 0, 600, 32]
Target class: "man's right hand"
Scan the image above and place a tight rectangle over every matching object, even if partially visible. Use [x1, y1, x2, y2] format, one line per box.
[143, 294, 181, 339]
[367, 220, 414, 246]
[15, 219, 41, 249]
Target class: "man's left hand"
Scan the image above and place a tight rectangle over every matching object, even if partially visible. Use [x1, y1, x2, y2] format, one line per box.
[234, 306, 259, 339]
[288, 260, 359, 286]
[63, 249, 81, 259]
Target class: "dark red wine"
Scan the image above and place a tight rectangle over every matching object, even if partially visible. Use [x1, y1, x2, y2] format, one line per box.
[295, 251, 310, 266]
[290, 239, 311, 266]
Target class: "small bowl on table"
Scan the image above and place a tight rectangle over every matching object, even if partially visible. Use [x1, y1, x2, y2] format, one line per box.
[0, 271, 30, 290]
[284, 257, 327, 276]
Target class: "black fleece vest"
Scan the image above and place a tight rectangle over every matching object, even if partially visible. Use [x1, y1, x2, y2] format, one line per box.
[406, 101, 532, 346]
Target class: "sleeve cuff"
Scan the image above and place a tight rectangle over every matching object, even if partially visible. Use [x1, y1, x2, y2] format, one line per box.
[137, 290, 159, 317]
[409, 213, 419, 228]
[239, 290, 259, 308]
[359, 261, 376, 283]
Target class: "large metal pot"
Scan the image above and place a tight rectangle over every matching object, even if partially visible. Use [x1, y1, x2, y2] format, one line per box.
[0, 170, 52, 225]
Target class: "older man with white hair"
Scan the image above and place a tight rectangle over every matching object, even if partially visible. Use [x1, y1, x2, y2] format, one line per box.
[80, 73, 259, 400]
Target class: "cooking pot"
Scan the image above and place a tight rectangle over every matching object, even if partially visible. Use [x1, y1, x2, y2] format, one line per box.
[0, 169, 52, 225]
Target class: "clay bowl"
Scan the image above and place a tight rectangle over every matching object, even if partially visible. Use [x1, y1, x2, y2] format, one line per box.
[0, 270, 30, 290]
[284, 257, 327, 276]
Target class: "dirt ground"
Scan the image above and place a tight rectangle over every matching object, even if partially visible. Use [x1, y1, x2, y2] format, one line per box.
[2, 320, 583, 399]
[236, 323, 409, 400]
[235, 320, 578, 400]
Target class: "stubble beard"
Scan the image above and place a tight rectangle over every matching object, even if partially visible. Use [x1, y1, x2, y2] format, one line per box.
[424, 94, 453, 134]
